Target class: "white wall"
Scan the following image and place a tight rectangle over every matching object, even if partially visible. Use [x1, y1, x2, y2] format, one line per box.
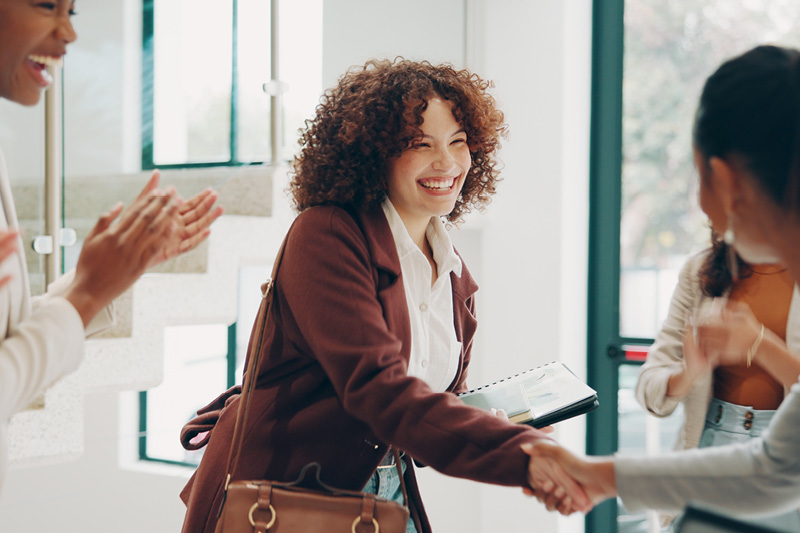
[0, 1, 593, 532]
[415, 2, 592, 533]
[321, 0, 467, 88]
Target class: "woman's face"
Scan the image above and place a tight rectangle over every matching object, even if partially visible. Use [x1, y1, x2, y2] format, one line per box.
[695, 147, 783, 264]
[0, 0, 76, 106]
[386, 97, 471, 229]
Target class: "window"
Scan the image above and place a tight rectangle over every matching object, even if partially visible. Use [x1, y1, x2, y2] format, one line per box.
[138, 323, 235, 466]
[137, 0, 321, 465]
[620, 0, 800, 339]
[141, 0, 323, 169]
[139, 265, 269, 466]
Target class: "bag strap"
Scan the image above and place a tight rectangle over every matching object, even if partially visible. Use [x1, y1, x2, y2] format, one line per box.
[221, 233, 290, 494]
[392, 448, 409, 507]
[219, 229, 409, 510]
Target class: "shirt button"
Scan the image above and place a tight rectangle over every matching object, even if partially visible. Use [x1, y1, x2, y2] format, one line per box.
[421, 360, 428, 368]
[419, 303, 428, 312]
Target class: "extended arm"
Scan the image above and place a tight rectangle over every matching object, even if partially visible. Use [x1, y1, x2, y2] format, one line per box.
[617, 377, 800, 515]
[280, 208, 550, 489]
[525, 377, 800, 516]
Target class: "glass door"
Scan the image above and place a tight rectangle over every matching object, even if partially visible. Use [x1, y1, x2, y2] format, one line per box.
[0, 98, 48, 295]
[588, 1, 800, 532]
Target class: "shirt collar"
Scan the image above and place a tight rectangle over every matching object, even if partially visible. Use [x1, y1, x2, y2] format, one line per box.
[381, 199, 462, 279]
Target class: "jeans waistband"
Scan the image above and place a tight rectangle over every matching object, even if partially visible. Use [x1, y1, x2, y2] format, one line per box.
[705, 397, 777, 436]
[377, 449, 405, 469]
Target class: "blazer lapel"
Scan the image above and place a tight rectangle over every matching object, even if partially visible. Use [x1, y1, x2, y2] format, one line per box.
[355, 207, 411, 362]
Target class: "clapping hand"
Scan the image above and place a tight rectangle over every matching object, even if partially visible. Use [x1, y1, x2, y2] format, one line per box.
[135, 170, 224, 269]
[692, 299, 763, 368]
[64, 171, 223, 327]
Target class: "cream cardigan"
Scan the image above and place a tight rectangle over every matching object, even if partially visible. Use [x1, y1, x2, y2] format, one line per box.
[0, 149, 113, 498]
[635, 250, 800, 452]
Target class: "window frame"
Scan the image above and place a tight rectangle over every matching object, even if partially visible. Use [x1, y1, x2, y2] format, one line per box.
[138, 323, 238, 467]
[141, 0, 277, 170]
[586, 0, 654, 531]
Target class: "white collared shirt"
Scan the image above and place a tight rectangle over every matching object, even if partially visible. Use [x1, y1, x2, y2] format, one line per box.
[381, 199, 463, 392]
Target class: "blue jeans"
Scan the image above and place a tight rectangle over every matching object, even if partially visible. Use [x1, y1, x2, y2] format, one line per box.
[363, 457, 416, 533]
[672, 398, 800, 532]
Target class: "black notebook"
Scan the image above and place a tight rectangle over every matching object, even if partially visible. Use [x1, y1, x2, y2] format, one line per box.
[677, 504, 784, 533]
[457, 361, 598, 428]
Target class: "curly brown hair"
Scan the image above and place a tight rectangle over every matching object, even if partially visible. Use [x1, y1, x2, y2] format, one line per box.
[289, 58, 507, 222]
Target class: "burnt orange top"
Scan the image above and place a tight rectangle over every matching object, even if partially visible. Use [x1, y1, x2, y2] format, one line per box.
[713, 266, 794, 410]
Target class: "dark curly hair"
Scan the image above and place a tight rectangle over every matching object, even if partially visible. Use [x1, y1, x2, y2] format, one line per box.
[289, 58, 507, 223]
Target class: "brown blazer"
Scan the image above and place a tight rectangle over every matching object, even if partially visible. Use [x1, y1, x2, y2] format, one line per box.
[179, 205, 545, 533]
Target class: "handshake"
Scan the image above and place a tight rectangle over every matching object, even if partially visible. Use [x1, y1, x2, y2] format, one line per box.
[520, 441, 618, 515]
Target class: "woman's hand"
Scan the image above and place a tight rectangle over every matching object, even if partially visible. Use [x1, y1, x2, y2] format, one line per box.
[521, 441, 616, 515]
[135, 170, 224, 269]
[665, 312, 715, 398]
[691, 299, 800, 387]
[0, 230, 19, 289]
[64, 188, 180, 326]
[62, 171, 224, 326]
[694, 300, 762, 367]
[490, 408, 509, 421]
[489, 408, 555, 434]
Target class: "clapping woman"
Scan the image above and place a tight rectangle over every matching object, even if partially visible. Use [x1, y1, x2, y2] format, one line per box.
[0, 0, 222, 498]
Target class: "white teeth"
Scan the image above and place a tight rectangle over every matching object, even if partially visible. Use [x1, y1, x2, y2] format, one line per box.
[28, 55, 63, 68]
[420, 178, 455, 190]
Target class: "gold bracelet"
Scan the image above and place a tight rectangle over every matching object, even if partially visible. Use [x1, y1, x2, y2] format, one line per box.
[747, 323, 765, 368]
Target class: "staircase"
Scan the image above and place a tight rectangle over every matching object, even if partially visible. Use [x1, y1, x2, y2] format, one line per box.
[7, 163, 294, 469]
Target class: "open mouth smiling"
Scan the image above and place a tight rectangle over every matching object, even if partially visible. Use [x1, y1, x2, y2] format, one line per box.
[25, 54, 64, 87]
[418, 177, 457, 191]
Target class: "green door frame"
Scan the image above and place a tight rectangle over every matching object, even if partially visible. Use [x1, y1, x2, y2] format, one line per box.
[586, 0, 624, 531]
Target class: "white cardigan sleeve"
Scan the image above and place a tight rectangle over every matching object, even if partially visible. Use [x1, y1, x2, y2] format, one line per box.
[36, 269, 114, 337]
[618, 376, 800, 515]
[635, 252, 706, 417]
[0, 296, 85, 422]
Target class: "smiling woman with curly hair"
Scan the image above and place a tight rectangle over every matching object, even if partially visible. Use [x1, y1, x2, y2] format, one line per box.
[180, 58, 559, 533]
[290, 58, 506, 223]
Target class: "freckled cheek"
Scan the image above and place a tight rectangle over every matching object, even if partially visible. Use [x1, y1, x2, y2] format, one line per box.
[458, 152, 472, 175]
[389, 158, 425, 189]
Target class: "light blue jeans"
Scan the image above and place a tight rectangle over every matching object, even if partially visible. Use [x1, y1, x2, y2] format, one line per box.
[362, 457, 416, 533]
[671, 398, 800, 532]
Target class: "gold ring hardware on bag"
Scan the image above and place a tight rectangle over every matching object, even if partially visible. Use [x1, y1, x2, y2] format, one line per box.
[351, 516, 379, 533]
[248, 502, 276, 529]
